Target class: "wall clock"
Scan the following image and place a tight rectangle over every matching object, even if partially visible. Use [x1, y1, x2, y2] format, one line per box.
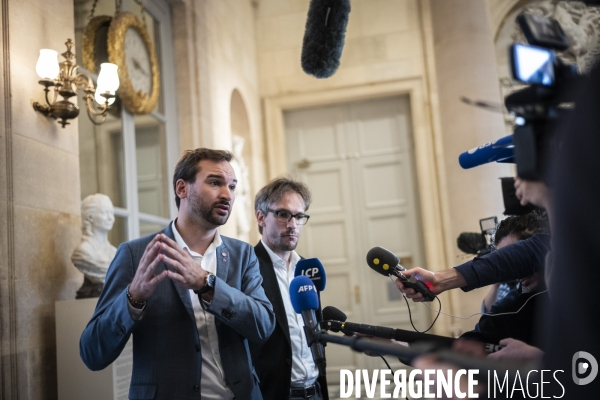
[107, 11, 160, 114]
[83, 15, 112, 75]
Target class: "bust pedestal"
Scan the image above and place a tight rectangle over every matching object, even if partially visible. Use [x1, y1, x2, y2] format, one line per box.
[55, 298, 132, 400]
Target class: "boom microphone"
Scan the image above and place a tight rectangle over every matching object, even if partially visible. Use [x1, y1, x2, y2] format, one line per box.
[458, 134, 515, 169]
[289, 276, 327, 376]
[322, 306, 455, 347]
[322, 306, 503, 353]
[301, 0, 351, 78]
[366, 247, 436, 302]
[295, 258, 327, 291]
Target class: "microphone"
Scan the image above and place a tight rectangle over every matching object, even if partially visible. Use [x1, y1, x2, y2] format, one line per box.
[322, 306, 504, 354]
[289, 276, 327, 376]
[295, 258, 327, 291]
[457, 232, 487, 255]
[458, 134, 515, 169]
[366, 247, 436, 302]
[322, 306, 455, 348]
[295, 258, 326, 322]
[301, 0, 351, 78]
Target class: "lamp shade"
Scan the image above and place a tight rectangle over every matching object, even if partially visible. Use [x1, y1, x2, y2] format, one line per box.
[95, 63, 119, 105]
[36, 49, 60, 80]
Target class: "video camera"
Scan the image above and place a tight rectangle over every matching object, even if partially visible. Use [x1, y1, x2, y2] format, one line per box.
[456, 216, 498, 256]
[458, 13, 580, 182]
[506, 13, 579, 181]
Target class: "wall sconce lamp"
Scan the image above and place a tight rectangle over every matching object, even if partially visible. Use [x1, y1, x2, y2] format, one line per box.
[33, 39, 120, 128]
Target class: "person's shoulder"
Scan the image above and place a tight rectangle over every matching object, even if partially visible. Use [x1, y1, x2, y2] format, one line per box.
[122, 227, 169, 251]
[221, 235, 253, 251]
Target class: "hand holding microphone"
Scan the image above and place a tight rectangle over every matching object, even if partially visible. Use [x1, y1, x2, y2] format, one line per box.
[393, 268, 439, 302]
[366, 247, 437, 302]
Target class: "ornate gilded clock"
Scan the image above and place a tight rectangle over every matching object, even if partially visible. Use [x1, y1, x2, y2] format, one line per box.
[82, 15, 113, 74]
[107, 11, 160, 114]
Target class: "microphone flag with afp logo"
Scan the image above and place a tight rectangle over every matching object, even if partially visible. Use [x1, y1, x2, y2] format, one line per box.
[301, 0, 351, 78]
[290, 275, 327, 376]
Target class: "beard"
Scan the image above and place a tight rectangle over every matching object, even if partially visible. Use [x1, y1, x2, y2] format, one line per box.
[267, 228, 299, 253]
[188, 189, 231, 227]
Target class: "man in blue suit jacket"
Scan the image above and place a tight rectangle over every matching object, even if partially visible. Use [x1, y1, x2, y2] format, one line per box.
[80, 148, 275, 400]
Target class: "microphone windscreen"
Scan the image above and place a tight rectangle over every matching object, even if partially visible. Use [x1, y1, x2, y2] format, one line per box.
[366, 247, 399, 276]
[322, 306, 347, 322]
[290, 276, 319, 313]
[295, 258, 327, 291]
[457, 232, 487, 254]
[301, 0, 351, 78]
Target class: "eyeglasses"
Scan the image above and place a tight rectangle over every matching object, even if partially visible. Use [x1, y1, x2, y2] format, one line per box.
[266, 208, 310, 225]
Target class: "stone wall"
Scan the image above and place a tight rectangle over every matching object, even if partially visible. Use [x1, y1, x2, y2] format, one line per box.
[172, 0, 264, 240]
[256, 0, 425, 96]
[0, 0, 82, 398]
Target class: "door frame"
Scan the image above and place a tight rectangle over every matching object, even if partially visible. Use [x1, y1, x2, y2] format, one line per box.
[263, 78, 453, 335]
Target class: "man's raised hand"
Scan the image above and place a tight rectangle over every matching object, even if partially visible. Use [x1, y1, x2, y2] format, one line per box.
[129, 234, 169, 302]
[157, 234, 209, 291]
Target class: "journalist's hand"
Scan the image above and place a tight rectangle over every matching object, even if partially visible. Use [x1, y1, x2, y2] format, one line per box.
[394, 268, 439, 302]
[514, 177, 550, 209]
[487, 338, 544, 364]
[394, 268, 467, 302]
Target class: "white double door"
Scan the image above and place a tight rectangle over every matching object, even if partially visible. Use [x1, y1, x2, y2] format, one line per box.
[284, 96, 430, 382]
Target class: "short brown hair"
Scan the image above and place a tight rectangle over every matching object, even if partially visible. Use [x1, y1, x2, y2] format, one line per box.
[254, 177, 312, 234]
[173, 148, 233, 208]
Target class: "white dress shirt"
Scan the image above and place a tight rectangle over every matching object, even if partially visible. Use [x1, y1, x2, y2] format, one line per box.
[172, 222, 235, 400]
[261, 240, 319, 388]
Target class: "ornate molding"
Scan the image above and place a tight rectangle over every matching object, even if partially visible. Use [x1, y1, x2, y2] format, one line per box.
[0, 0, 18, 397]
[512, 0, 600, 72]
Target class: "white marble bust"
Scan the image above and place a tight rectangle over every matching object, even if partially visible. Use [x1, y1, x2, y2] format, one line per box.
[72, 193, 117, 288]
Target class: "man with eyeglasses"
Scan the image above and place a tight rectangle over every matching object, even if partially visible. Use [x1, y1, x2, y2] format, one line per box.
[249, 177, 329, 400]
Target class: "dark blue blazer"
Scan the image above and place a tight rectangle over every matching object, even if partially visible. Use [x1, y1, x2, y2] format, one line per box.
[80, 224, 275, 400]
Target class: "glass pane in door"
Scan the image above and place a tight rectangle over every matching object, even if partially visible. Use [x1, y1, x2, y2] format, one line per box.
[135, 115, 170, 219]
[109, 215, 128, 246]
[78, 99, 126, 209]
[139, 220, 167, 237]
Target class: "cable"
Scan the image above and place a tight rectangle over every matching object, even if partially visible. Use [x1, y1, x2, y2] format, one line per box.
[389, 275, 441, 333]
[390, 275, 548, 323]
[419, 290, 548, 320]
[378, 356, 409, 400]
[403, 294, 442, 333]
[379, 354, 393, 371]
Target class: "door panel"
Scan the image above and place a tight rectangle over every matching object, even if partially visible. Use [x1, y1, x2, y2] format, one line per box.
[284, 96, 429, 380]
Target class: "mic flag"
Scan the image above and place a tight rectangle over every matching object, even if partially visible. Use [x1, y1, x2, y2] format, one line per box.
[301, 0, 351, 78]
[295, 258, 327, 291]
[458, 135, 515, 169]
[290, 275, 319, 313]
